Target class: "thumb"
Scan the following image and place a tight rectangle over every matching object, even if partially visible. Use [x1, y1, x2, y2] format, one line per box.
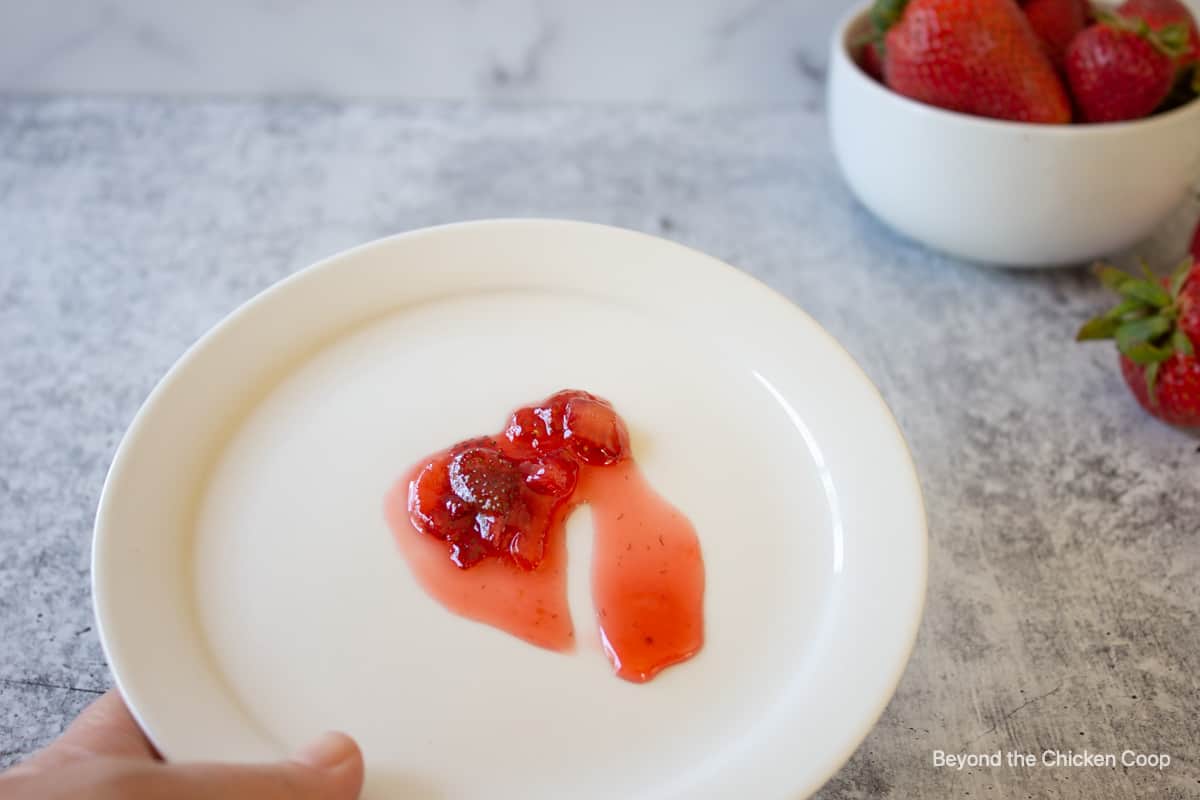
[149, 732, 364, 800]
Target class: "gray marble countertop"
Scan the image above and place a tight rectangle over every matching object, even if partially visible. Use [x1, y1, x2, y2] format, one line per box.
[7, 0, 1200, 107]
[1, 96, 1198, 798]
[3, 0, 854, 106]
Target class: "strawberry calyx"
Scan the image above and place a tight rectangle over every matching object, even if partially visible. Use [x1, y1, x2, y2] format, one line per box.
[1094, 9, 1192, 59]
[871, 0, 910, 36]
[866, 0, 911, 55]
[1077, 260, 1197, 404]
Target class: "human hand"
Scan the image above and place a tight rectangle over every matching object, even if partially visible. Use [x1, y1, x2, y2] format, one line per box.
[0, 690, 363, 799]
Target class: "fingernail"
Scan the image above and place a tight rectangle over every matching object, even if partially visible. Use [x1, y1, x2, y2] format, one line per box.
[293, 731, 358, 772]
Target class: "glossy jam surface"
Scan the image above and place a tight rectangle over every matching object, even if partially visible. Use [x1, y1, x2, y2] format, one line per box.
[386, 390, 705, 682]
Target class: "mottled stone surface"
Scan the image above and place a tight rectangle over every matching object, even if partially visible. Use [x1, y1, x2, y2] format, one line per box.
[1, 97, 1197, 797]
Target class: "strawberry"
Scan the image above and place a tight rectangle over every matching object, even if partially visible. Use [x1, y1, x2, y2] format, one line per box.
[519, 453, 578, 497]
[1078, 260, 1200, 427]
[1021, 0, 1089, 68]
[447, 442, 521, 513]
[409, 456, 489, 568]
[873, 0, 1072, 123]
[563, 395, 630, 466]
[1117, 0, 1200, 68]
[859, 40, 886, 82]
[504, 405, 563, 456]
[1065, 15, 1185, 122]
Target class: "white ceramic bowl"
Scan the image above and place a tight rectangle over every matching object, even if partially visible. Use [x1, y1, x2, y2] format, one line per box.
[93, 220, 927, 799]
[828, 3, 1200, 268]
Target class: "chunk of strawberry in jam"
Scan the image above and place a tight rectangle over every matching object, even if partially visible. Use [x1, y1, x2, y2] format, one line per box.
[519, 453, 578, 497]
[447, 530, 489, 569]
[408, 460, 456, 535]
[473, 510, 506, 544]
[563, 395, 629, 466]
[509, 527, 546, 570]
[409, 460, 488, 568]
[448, 442, 520, 513]
[393, 388, 705, 683]
[407, 390, 630, 571]
[504, 406, 564, 456]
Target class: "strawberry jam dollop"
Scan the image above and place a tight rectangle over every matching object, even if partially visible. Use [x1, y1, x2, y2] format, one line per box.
[386, 389, 705, 683]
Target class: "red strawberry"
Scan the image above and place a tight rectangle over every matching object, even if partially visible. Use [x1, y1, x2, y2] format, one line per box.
[874, 0, 1072, 123]
[1118, 0, 1200, 67]
[1065, 17, 1182, 122]
[1078, 260, 1200, 427]
[859, 40, 886, 81]
[563, 394, 629, 466]
[1021, 0, 1088, 68]
[519, 453, 578, 497]
[447, 442, 521, 513]
[1119, 349, 1200, 425]
[504, 405, 563, 456]
[409, 456, 489, 568]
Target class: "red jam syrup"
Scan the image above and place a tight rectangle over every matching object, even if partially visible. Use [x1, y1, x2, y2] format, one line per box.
[384, 390, 705, 683]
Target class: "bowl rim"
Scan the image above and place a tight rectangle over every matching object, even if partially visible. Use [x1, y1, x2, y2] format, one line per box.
[833, 1, 1200, 136]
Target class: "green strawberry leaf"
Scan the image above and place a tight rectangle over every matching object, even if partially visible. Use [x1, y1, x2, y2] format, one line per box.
[1134, 21, 1192, 58]
[1169, 259, 1192, 298]
[870, 0, 908, 35]
[1145, 361, 1161, 407]
[1104, 298, 1151, 320]
[1156, 22, 1190, 57]
[1077, 316, 1121, 341]
[1119, 279, 1172, 308]
[1094, 264, 1132, 291]
[1116, 316, 1171, 350]
[1120, 340, 1173, 365]
[1173, 329, 1195, 357]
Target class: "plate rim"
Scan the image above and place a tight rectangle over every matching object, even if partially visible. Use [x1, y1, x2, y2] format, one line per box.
[92, 217, 928, 798]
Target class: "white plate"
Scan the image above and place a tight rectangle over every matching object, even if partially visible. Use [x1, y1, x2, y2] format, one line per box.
[93, 219, 926, 800]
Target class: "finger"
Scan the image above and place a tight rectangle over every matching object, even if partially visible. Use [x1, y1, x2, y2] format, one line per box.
[146, 732, 364, 800]
[32, 690, 156, 766]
